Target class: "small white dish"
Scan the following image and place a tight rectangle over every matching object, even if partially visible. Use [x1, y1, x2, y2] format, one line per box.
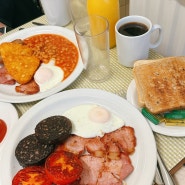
[0, 26, 83, 103]
[0, 102, 18, 152]
[127, 80, 185, 137]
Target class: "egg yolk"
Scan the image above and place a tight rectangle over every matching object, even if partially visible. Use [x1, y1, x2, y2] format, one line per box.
[88, 106, 111, 123]
[34, 67, 53, 84]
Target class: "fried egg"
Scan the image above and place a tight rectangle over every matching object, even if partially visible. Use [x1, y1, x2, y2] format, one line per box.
[34, 60, 64, 92]
[62, 104, 125, 138]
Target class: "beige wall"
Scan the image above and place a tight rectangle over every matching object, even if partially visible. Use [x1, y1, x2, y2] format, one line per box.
[119, 0, 129, 17]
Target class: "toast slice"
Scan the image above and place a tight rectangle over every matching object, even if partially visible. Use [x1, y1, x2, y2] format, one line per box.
[133, 59, 159, 107]
[133, 56, 185, 114]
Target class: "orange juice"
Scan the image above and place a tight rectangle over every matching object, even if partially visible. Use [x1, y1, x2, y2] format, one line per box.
[87, 0, 120, 48]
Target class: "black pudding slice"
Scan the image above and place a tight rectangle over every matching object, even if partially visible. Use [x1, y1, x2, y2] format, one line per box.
[35, 115, 72, 145]
[15, 134, 54, 167]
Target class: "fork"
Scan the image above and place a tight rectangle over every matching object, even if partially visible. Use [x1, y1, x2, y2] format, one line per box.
[157, 151, 176, 185]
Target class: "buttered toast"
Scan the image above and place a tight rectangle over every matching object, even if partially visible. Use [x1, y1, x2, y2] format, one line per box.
[133, 56, 185, 114]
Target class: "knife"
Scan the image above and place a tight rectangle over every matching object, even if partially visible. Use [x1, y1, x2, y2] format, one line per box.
[32, 22, 46, 26]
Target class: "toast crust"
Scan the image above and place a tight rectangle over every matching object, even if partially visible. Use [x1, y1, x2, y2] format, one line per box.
[133, 56, 185, 114]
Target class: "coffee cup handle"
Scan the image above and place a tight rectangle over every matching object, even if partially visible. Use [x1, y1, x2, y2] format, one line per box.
[150, 24, 162, 48]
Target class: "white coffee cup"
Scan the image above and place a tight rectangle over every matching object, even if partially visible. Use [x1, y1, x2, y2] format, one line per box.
[115, 15, 162, 67]
[40, 0, 71, 26]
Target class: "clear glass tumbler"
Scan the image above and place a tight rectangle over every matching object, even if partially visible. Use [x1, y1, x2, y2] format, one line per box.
[74, 15, 111, 82]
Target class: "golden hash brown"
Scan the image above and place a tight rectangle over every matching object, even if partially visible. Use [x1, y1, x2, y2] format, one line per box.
[0, 42, 40, 84]
[3, 54, 40, 84]
[0, 42, 33, 57]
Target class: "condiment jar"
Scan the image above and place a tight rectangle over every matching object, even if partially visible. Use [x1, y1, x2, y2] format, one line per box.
[87, 0, 120, 48]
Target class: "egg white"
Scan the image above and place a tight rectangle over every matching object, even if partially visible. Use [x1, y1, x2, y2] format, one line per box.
[62, 104, 125, 138]
[34, 60, 64, 92]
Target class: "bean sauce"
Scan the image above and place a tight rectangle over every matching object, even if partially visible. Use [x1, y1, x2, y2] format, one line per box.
[24, 34, 79, 80]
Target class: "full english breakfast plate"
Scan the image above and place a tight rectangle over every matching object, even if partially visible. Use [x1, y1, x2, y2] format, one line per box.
[126, 80, 185, 137]
[0, 26, 83, 103]
[0, 89, 156, 185]
[0, 102, 18, 151]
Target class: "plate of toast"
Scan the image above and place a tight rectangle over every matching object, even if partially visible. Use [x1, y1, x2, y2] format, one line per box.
[127, 56, 185, 137]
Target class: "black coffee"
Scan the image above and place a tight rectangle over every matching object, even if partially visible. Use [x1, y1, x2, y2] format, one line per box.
[118, 22, 148, 36]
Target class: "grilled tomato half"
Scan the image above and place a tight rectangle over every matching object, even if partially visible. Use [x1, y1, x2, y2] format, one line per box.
[45, 151, 83, 184]
[12, 166, 52, 185]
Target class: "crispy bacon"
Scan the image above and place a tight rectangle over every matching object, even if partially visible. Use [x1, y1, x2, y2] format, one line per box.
[55, 135, 89, 156]
[80, 153, 134, 185]
[85, 137, 106, 158]
[96, 154, 134, 185]
[97, 171, 122, 185]
[71, 129, 136, 158]
[15, 79, 40, 95]
[106, 142, 121, 160]
[102, 126, 136, 154]
[58, 126, 136, 184]
[80, 155, 105, 185]
[119, 153, 134, 180]
[0, 65, 16, 85]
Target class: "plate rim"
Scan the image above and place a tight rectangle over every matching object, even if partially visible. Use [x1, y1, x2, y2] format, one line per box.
[0, 88, 157, 185]
[0, 26, 84, 103]
[126, 79, 185, 137]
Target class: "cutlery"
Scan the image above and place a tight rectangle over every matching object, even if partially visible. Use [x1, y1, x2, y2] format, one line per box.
[157, 151, 176, 185]
[18, 22, 45, 30]
[154, 167, 164, 185]
[32, 22, 46, 26]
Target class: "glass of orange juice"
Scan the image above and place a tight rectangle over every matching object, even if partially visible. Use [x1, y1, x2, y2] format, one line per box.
[87, 0, 120, 48]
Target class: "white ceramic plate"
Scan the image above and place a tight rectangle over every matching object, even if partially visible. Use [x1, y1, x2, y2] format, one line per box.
[0, 102, 18, 152]
[0, 89, 156, 185]
[0, 26, 84, 103]
[127, 80, 185, 137]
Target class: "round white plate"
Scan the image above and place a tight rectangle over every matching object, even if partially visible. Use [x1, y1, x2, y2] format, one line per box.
[0, 102, 18, 152]
[0, 26, 84, 103]
[127, 80, 185, 137]
[0, 89, 156, 185]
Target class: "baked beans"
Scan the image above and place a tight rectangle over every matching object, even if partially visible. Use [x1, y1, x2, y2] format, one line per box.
[24, 34, 79, 79]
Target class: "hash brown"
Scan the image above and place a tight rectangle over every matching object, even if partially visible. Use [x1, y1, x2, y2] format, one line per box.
[0, 42, 33, 57]
[3, 54, 40, 84]
[0, 42, 40, 84]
